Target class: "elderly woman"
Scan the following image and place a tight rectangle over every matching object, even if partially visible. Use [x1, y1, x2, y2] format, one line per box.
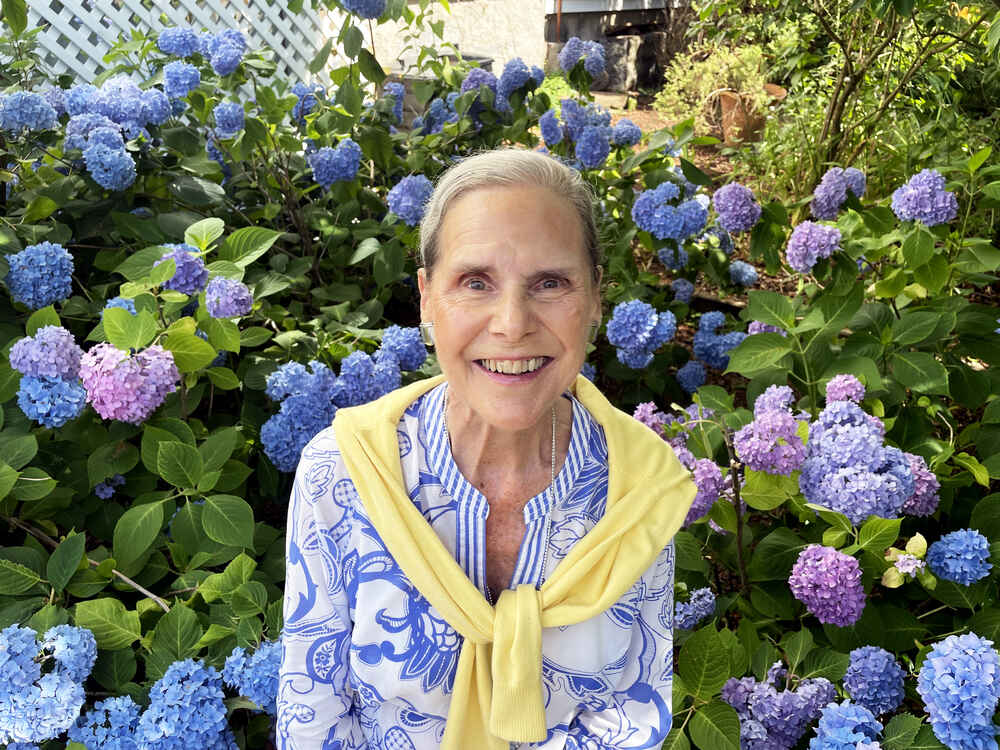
[278, 149, 696, 750]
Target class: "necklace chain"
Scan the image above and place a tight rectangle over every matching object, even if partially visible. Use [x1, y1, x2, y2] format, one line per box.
[442, 387, 557, 605]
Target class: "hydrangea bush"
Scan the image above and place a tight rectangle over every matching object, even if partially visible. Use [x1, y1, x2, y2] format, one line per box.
[0, 0, 998, 748]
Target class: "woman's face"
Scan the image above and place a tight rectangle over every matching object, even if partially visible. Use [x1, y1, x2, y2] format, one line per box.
[418, 184, 601, 433]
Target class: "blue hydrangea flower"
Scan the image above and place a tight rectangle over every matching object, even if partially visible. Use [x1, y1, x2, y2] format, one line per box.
[379, 325, 427, 371]
[9, 326, 83, 379]
[213, 101, 244, 138]
[332, 351, 379, 407]
[5, 241, 74, 309]
[606, 299, 657, 350]
[372, 349, 402, 397]
[808, 701, 882, 750]
[672, 278, 694, 303]
[262, 360, 337, 471]
[222, 641, 280, 715]
[64, 113, 118, 151]
[583, 41, 606, 76]
[927, 529, 992, 585]
[539, 109, 563, 146]
[94, 473, 125, 499]
[17, 375, 87, 428]
[712, 183, 761, 233]
[843, 646, 905, 716]
[917, 633, 1000, 750]
[69, 695, 142, 750]
[87, 125, 124, 151]
[1, 92, 58, 133]
[658, 246, 689, 270]
[136, 659, 228, 749]
[747, 321, 787, 336]
[676, 360, 705, 394]
[560, 98, 611, 141]
[65, 83, 96, 115]
[103, 296, 137, 317]
[83, 144, 136, 191]
[693, 311, 746, 370]
[581, 361, 596, 382]
[383, 81, 405, 122]
[205, 277, 253, 318]
[496, 58, 531, 111]
[342, 0, 387, 18]
[460, 67, 498, 98]
[611, 119, 641, 146]
[891, 168, 958, 226]
[154, 243, 209, 294]
[632, 181, 683, 240]
[157, 27, 200, 57]
[786, 221, 841, 273]
[291, 82, 324, 122]
[530, 65, 545, 85]
[575, 125, 610, 168]
[43, 86, 66, 117]
[558, 37, 586, 72]
[210, 42, 243, 76]
[674, 587, 715, 629]
[41, 625, 97, 683]
[163, 61, 201, 99]
[729, 260, 758, 286]
[387, 174, 433, 226]
[308, 138, 362, 188]
[1, 671, 86, 744]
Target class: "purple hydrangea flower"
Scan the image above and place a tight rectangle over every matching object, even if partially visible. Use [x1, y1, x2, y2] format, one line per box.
[341, 0, 386, 18]
[205, 277, 253, 318]
[927, 528, 992, 585]
[843, 646, 905, 716]
[574, 125, 610, 168]
[674, 587, 715, 629]
[676, 360, 706, 394]
[826, 373, 865, 403]
[810, 167, 865, 220]
[724, 673, 836, 750]
[378, 325, 427, 371]
[747, 321, 787, 336]
[158, 27, 200, 57]
[917, 633, 1000, 750]
[734, 408, 806, 475]
[894, 552, 925, 575]
[79, 343, 180, 424]
[17, 376, 87, 428]
[729, 260, 758, 286]
[789, 544, 865, 626]
[154, 243, 209, 294]
[753, 385, 795, 415]
[9, 326, 83, 379]
[163, 61, 201, 99]
[632, 402, 668, 433]
[611, 119, 641, 146]
[460, 67, 498, 98]
[901, 452, 940, 516]
[712, 183, 761, 233]
[786, 221, 841, 273]
[387, 174, 433, 226]
[891, 169, 958, 226]
[5, 241, 74, 309]
[685, 458, 723, 526]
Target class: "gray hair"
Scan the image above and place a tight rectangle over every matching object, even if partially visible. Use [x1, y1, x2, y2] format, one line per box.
[419, 149, 602, 281]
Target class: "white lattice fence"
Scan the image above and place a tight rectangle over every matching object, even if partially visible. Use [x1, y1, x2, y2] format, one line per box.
[27, 0, 341, 83]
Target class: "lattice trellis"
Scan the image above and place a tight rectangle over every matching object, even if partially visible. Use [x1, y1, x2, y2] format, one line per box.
[27, 0, 342, 84]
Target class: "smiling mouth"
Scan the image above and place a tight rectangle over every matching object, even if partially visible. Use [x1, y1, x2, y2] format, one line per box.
[476, 357, 551, 375]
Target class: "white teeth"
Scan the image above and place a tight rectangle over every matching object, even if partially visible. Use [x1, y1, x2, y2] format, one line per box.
[480, 358, 546, 374]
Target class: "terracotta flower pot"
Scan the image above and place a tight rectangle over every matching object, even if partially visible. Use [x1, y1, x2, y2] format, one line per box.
[718, 84, 787, 146]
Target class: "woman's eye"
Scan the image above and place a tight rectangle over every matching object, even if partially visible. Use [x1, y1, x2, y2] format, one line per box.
[540, 278, 563, 290]
[466, 278, 487, 291]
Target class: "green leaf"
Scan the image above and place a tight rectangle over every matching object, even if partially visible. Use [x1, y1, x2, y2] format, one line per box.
[28, 603, 69, 633]
[913, 254, 949, 294]
[891, 311, 941, 347]
[202, 494, 255, 547]
[309, 38, 333, 74]
[151, 604, 202, 663]
[912, 724, 948, 749]
[74, 598, 141, 650]
[678, 625, 730, 699]
[800, 648, 849, 681]
[232, 580, 268, 616]
[954, 452, 990, 487]
[184, 217, 225, 251]
[968, 145, 992, 174]
[200, 317, 240, 352]
[12, 467, 56, 501]
[675, 531, 709, 575]
[206, 367, 240, 390]
[902, 227, 936, 268]
[741, 469, 798, 511]
[358, 49, 386, 85]
[87, 441, 139, 489]
[882, 714, 923, 750]
[342, 24, 363, 58]
[970, 494, 1000, 544]
[821, 356, 882, 392]
[779, 628, 814, 673]
[2, 0, 29, 34]
[157, 442, 204, 488]
[348, 237, 381, 264]
[114, 246, 167, 281]
[0, 460, 19, 501]
[857, 517, 901, 554]
[217, 227, 282, 268]
[662, 728, 690, 750]
[162, 331, 217, 372]
[92, 648, 137, 691]
[748, 528, 805, 581]
[47, 533, 85, 595]
[26, 305, 60, 334]
[199, 428, 240, 472]
[724, 333, 792, 376]
[0, 558, 42, 593]
[112, 501, 164, 569]
[0, 434, 38, 469]
[689, 700, 740, 750]
[745, 290, 795, 329]
[102, 308, 158, 350]
[168, 174, 226, 207]
[336, 78, 363, 116]
[969, 607, 1000, 641]
[890, 351, 949, 395]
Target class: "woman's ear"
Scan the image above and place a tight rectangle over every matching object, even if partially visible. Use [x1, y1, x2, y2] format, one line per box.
[417, 267, 429, 321]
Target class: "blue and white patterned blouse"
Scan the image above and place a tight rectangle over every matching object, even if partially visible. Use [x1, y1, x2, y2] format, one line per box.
[278, 383, 676, 750]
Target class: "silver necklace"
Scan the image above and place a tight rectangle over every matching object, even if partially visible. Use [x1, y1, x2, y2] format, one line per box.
[442, 387, 557, 605]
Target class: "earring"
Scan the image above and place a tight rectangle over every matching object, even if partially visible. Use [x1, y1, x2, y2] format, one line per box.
[419, 322, 435, 347]
[587, 321, 599, 344]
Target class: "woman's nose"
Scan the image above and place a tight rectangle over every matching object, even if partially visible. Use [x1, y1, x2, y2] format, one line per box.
[488, 287, 535, 339]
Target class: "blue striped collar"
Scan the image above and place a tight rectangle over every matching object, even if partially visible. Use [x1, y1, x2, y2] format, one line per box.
[422, 383, 592, 524]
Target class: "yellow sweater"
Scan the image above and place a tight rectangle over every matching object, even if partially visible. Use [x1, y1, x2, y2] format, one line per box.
[333, 374, 696, 749]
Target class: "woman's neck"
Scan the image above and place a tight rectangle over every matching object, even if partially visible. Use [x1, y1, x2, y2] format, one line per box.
[444, 392, 571, 506]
